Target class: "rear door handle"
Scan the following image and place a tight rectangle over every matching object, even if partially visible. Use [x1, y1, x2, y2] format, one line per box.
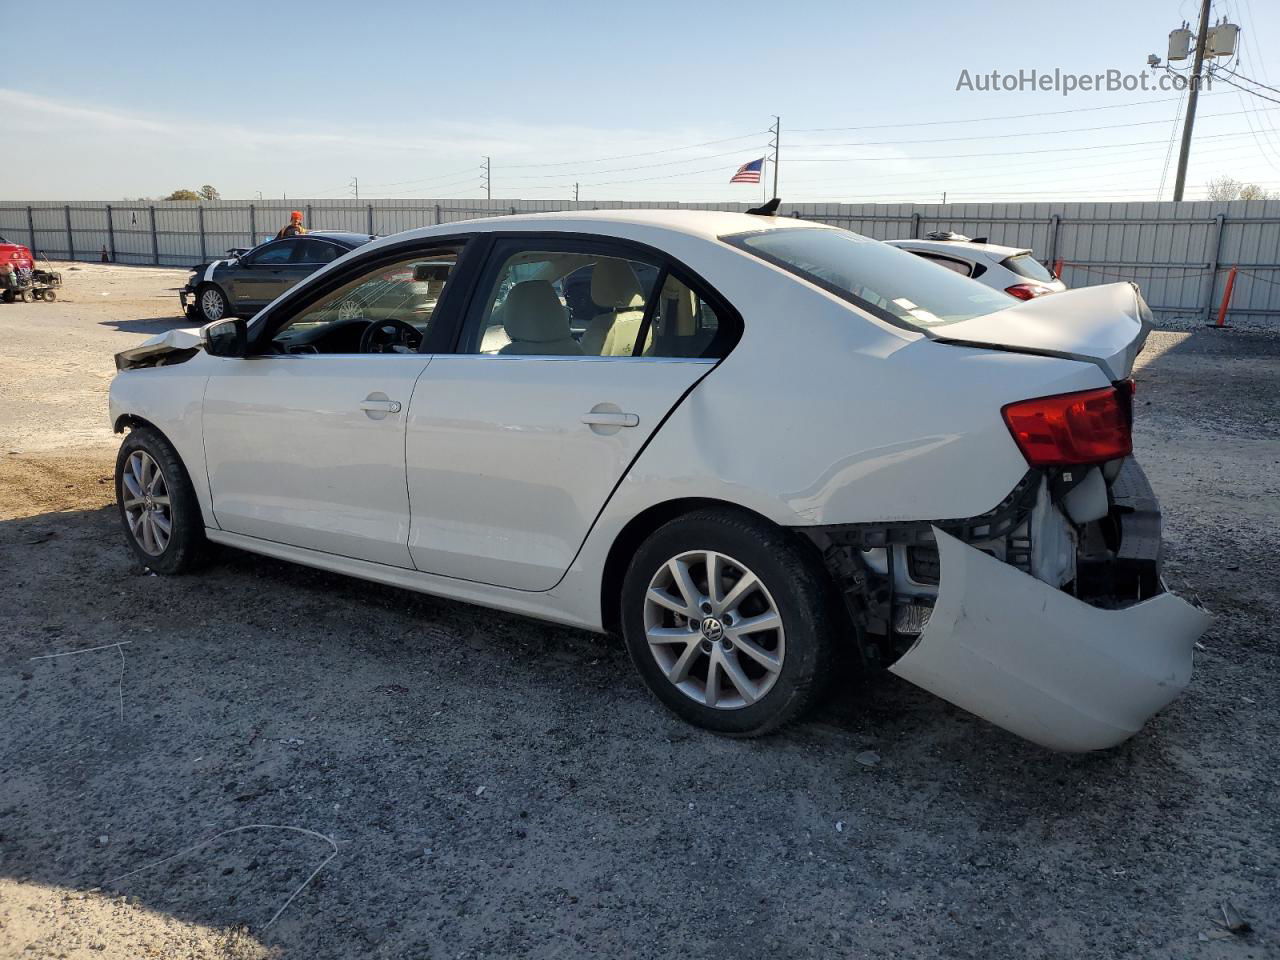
[581, 411, 639, 427]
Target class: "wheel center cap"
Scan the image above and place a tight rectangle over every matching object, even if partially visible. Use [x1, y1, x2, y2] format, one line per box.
[701, 617, 724, 642]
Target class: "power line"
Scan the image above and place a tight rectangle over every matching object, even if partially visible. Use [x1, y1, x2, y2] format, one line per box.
[500, 145, 768, 181]
[1209, 66, 1280, 106]
[1215, 64, 1280, 97]
[787, 93, 1230, 132]
[500, 130, 768, 169]
[361, 167, 481, 189]
[785, 105, 1278, 150]
[1158, 84, 1188, 198]
[786, 129, 1262, 163]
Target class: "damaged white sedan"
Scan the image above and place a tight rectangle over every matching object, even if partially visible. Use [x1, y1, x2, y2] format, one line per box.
[109, 209, 1209, 750]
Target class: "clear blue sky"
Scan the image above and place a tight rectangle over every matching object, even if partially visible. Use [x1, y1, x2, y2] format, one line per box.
[6, 0, 1280, 202]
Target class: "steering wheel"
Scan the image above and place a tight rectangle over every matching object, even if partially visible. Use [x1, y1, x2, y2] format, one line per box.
[358, 317, 422, 354]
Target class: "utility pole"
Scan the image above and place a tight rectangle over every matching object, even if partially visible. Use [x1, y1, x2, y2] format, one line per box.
[1172, 0, 1212, 202]
[482, 157, 491, 200]
[350, 176, 359, 201]
[942, 191, 947, 204]
[768, 115, 781, 199]
[573, 182, 579, 202]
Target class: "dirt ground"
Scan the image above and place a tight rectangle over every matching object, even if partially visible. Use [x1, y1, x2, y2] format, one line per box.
[0, 262, 1277, 959]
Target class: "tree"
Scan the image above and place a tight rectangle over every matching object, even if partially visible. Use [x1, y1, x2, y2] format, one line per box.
[1205, 175, 1275, 201]
[199, 184, 220, 201]
[165, 189, 202, 201]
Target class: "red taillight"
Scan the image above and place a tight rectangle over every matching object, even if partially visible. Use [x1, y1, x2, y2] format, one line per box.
[1002, 386, 1133, 466]
[1004, 283, 1054, 300]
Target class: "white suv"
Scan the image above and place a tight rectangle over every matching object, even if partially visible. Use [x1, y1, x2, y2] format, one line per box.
[887, 233, 1066, 301]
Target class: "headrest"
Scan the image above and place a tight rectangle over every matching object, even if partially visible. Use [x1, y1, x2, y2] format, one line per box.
[413, 262, 450, 283]
[502, 280, 570, 342]
[591, 259, 644, 309]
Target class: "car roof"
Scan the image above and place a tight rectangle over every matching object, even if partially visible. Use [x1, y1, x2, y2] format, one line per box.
[886, 238, 1030, 260]
[378, 209, 830, 246]
[309, 231, 375, 246]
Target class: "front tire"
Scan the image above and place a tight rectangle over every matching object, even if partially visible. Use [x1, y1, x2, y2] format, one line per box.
[620, 509, 837, 737]
[115, 426, 206, 574]
[198, 284, 229, 323]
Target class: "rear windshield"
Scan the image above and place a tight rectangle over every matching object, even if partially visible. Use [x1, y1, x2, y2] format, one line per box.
[1002, 252, 1056, 283]
[726, 228, 1012, 329]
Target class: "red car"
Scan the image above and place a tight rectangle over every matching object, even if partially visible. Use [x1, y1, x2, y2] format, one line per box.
[0, 234, 34, 271]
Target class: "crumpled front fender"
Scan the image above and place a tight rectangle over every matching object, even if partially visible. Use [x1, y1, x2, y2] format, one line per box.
[888, 528, 1211, 751]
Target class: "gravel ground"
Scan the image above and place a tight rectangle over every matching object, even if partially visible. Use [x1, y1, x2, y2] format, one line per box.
[0, 263, 1277, 959]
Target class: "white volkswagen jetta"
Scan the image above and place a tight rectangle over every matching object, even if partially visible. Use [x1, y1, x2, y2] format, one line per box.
[109, 210, 1209, 751]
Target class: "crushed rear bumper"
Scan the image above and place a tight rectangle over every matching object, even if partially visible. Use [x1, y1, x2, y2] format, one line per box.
[888, 528, 1211, 751]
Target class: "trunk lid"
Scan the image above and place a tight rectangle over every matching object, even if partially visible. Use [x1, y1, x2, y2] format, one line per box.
[933, 281, 1151, 379]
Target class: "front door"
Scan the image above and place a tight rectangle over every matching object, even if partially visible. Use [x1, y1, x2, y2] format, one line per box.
[203, 354, 429, 567]
[202, 241, 469, 567]
[405, 238, 736, 591]
[230, 238, 300, 309]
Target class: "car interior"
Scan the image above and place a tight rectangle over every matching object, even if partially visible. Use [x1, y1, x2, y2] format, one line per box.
[262, 246, 726, 359]
[474, 251, 723, 359]
[270, 251, 459, 354]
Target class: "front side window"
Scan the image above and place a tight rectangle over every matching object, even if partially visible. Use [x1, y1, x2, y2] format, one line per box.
[245, 241, 296, 265]
[269, 246, 462, 354]
[727, 227, 1012, 330]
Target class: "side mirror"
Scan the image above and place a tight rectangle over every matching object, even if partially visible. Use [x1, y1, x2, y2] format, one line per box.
[203, 317, 247, 358]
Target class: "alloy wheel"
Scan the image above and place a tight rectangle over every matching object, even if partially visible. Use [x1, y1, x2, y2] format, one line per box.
[121, 450, 173, 556]
[642, 550, 786, 709]
[200, 287, 225, 321]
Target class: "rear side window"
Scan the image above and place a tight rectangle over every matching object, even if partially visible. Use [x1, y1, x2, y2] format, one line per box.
[727, 228, 1012, 329]
[913, 252, 973, 277]
[462, 239, 739, 359]
[1002, 253, 1056, 283]
[296, 239, 342, 264]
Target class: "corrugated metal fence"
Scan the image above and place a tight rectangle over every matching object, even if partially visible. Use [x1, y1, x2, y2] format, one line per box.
[3, 197, 1279, 321]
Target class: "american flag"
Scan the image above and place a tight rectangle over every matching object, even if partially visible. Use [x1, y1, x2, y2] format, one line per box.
[730, 157, 764, 184]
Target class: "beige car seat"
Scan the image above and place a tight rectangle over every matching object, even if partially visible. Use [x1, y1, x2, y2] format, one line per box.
[580, 260, 646, 357]
[498, 280, 583, 356]
[635, 275, 699, 355]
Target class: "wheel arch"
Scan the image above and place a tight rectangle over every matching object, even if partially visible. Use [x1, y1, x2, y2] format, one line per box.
[114, 412, 164, 435]
[599, 497, 836, 636]
[113, 413, 213, 529]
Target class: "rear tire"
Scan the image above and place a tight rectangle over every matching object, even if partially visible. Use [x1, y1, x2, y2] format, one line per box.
[620, 508, 838, 737]
[115, 426, 207, 574]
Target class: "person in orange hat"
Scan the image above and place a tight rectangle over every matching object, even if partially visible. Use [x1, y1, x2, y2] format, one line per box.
[275, 210, 308, 239]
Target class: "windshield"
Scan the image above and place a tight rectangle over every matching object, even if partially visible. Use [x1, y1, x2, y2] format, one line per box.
[726, 227, 1013, 329]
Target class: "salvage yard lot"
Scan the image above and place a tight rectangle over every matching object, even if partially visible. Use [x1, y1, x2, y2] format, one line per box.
[1, 262, 1277, 959]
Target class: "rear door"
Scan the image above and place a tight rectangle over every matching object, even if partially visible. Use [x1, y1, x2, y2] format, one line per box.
[279, 237, 344, 295]
[405, 236, 737, 591]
